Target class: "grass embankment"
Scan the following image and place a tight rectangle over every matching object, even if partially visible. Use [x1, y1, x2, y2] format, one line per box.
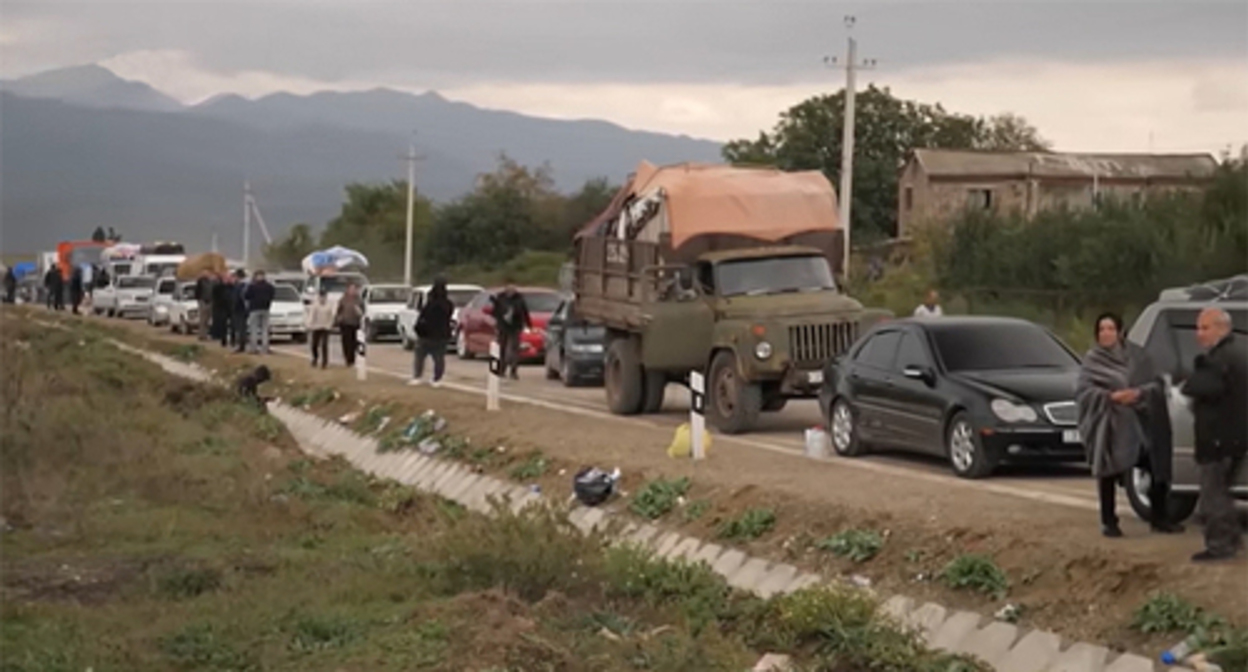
[0, 316, 988, 672]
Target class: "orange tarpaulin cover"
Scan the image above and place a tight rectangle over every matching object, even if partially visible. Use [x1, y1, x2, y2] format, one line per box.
[611, 161, 840, 249]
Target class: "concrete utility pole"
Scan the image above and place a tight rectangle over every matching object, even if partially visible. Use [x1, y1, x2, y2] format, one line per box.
[826, 16, 876, 278]
[243, 181, 252, 268]
[401, 136, 425, 287]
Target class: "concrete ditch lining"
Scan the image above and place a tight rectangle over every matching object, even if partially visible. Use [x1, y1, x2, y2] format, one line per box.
[119, 342, 1183, 672]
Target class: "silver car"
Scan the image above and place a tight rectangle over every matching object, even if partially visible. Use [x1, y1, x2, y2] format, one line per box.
[1124, 275, 1248, 523]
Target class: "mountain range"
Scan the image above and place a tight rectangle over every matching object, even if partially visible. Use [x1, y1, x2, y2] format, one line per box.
[0, 65, 722, 256]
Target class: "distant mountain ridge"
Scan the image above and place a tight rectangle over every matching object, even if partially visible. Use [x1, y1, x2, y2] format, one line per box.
[0, 65, 722, 256]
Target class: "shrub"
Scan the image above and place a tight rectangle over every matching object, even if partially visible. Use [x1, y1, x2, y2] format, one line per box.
[816, 529, 884, 563]
[508, 453, 548, 481]
[155, 566, 223, 600]
[683, 499, 711, 522]
[939, 555, 1009, 599]
[160, 624, 257, 671]
[288, 614, 361, 653]
[629, 477, 691, 520]
[602, 544, 733, 632]
[717, 508, 776, 541]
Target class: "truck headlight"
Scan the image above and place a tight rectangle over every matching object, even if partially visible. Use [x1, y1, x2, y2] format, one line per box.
[155, 305, 169, 314]
[570, 343, 604, 355]
[990, 398, 1037, 423]
[754, 341, 773, 360]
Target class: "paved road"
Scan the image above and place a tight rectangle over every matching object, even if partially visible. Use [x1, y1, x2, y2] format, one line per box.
[273, 334, 1108, 513]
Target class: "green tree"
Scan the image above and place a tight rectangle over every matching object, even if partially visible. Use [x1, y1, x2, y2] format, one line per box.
[91, 226, 106, 242]
[318, 182, 435, 281]
[263, 223, 316, 270]
[724, 86, 1049, 240]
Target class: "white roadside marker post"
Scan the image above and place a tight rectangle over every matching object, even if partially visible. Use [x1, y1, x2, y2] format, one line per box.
[486, 340, 501, 411]
[689, 370, 706, 460]
[356, 324, 367, 381]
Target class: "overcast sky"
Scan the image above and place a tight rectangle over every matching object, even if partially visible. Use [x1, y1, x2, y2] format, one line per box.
[3, 1, 1246, 152]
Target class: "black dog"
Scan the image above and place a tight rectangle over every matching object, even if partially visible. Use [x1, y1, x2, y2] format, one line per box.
[236, 365, 272, 406]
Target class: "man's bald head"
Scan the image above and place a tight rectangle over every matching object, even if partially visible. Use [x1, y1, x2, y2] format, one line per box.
[1197, 307, 1232, 349]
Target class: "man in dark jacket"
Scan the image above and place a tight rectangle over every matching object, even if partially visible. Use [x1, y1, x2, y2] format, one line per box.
[4, 267, 17, 304]
[44, 264, 64, 311]
[69, 265, 84, 315]
[490, 284, 531, 380]
[231, 270, 250, 353]
[243, 270, 276, 354]
[211, 272, 234, 347]
[410, 278, 454, 386]
[1182, 307, 1247, 562]
[194, 271, 214, 340]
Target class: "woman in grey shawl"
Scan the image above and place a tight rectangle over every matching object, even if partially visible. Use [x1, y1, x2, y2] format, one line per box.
[1077, 313, 1183, 537]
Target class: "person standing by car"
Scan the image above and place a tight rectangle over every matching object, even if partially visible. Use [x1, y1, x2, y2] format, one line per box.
[410, 278, 453, 387]
[243, 270, 275, 355]
[1077, 313, 1181, 537]
[231, 270, 250, 352]
[69, 265, 84, 315]
[44, 264, 63, 311]
[913, 289, 943, 318]
[335, 283, 364, 367]
[305, 288, 335, 368]
[194, 270, 214, 340]
[211, 272, 234, 347]
[1183, 307, 1247, 562]
[491, 284, 531, 380]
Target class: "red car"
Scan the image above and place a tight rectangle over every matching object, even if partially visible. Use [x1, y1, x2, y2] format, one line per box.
[454, 287, 564, 362]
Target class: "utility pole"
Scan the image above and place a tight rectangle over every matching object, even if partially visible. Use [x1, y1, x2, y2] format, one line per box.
[211, 231, 219, 254]
[825, 16, 875, 278]
[243, 181, 252, 269]
[400, 136, 425, 287]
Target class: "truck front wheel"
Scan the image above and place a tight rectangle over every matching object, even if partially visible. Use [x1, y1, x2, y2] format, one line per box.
[707, 351, 761, 434]
[605, 338, 644, 415]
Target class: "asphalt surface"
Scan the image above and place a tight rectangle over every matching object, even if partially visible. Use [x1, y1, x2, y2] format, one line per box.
[271, 333, 1110, 514]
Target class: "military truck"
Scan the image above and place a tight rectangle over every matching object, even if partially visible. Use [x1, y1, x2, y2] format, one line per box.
[572, 161, 885, 434]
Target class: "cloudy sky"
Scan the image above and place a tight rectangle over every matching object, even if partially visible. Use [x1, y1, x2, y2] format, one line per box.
[3, 1, 1246, 152]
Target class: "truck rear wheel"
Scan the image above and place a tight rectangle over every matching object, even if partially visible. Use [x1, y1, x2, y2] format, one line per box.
[641, 369, 666, 414]
[605, 338, 644, 415]
[707, 350, 761, 434]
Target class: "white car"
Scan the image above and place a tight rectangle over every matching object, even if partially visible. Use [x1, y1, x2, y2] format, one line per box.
[361, 284, 411, 343]
[301, 272, 368, 306]
[93, 275, 156, 318]
[146, 276, 179, 326]
[267, 283, 308, 343]
[398, 283, 484, 350]
[169, 282, 201, 334]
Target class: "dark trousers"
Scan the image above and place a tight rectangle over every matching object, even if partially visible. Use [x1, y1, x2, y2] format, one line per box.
[341, 325, 360, 367]
[1098, 475, 1120, 528]
[1200, 457, 1244, 556]
[213, 310, 230, 345]
[498, 329, 521, 378]
[311, 329, 330, 367]
[51, 287, 64, 311]
[232, 312, 249, 351]
[414, 338, 447, 381]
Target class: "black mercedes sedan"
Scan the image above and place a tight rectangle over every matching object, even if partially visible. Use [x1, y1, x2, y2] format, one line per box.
[819, 316, 1084, 478]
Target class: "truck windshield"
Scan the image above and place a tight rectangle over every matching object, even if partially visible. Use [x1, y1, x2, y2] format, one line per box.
[320, 274, 367, 294]
[717, 255, 836, 297]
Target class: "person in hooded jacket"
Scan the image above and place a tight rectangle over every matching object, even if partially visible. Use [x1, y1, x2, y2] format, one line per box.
[409, 278, 454, 386]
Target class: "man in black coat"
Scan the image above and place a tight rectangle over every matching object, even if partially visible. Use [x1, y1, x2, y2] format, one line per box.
[410, 278, 454, 386]
[211, 272, 234, 347]
[490, 284, 531, 380]
[231, 270, 250, 353]
[1183, 307, 1247, 562]
[44, 265, 64, 311]
[4, 268, 16, 304]
[69, 266, 84, 315]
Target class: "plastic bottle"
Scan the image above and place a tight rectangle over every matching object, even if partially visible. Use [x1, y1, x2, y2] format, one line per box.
[1160, 636, 1199, 665]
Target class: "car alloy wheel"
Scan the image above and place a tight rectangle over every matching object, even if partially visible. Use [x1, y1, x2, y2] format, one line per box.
[561, 357, 574, 387]
[830, 399, 862, 456]
[946, 413, 995, 479]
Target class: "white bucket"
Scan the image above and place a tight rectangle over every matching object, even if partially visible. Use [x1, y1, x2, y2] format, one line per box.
[804, 427, 830, 460]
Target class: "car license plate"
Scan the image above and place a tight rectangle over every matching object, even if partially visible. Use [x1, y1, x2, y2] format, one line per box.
[807, 371, 823, 385]
[1062, 429, 1081, 444]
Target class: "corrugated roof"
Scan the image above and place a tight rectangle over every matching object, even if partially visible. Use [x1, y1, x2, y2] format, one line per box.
[912, 149, 1218, 179]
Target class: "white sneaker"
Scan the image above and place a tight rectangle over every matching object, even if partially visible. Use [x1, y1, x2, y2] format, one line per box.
[407, 378, 425, 387]
[431, 379, 442, 388]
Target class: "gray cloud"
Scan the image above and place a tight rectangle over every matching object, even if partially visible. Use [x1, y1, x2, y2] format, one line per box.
[4, 0, 1245, 88]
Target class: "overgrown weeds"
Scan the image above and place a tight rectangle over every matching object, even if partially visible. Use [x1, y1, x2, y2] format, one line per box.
[508, 453, 548, 481]
[718, 508, 776, 541]
[939, 554, 1009, 600]
[816, 529, 884, 563]
[629, 477, 690, 520]
[1133, 593, 1248, 669]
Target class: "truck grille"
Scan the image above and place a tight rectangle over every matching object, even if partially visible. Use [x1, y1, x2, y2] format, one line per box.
[788, 322, 858, 364]
[1043, 402, 1077, 426]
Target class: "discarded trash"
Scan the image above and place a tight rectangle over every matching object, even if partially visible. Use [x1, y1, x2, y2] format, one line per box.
[994, 604, 1022, 623]
[803, 426, 830, 459]
[597, 627, 621, 642]
[848, 574, 872, 589]
[573, 467, 620, 506]
[337, 411, 361, 425]
[374, 416, 391, 434]
[417, 438, 441, 455]
[529, 484, 542, 495]
[752, 653, 793, 672]
[667, 422, 712, 459]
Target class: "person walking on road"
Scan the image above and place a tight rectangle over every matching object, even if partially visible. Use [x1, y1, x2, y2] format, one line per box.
[1183, 307, 1246, 562]
[1076, 313, 1183, 538]
[409, 277, 454, 387]
[194, 271, 214, 340]
[211, 272, 234, 347]
[231, 270, 250, 353]
[69, 265, 84, 315]
[44, 264, 64, 311]
[491, 284, 531, 380]
[5, 267, 17, 304]
[335, 283, 364, 367]
[913, 289, 943, 318]
[305, 288, 335, 368]
[243, 270, 275, 355]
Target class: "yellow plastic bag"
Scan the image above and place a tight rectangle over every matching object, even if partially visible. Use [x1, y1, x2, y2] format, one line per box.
[667, 422, 712, 459]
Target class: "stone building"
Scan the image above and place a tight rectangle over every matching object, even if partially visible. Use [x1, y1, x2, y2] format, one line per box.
[896, 149, 1218, 236]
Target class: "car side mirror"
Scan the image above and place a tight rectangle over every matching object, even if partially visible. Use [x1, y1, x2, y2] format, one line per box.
[903, 365, 935, 386]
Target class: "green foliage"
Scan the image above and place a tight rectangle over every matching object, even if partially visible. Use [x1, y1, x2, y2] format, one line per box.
[816, 529, 884, 563]
[168, 343, 203, 363]
[939, 555, 1009, 599]
[682, 499, 711, 523]
[290, 387, 337, 408]
[602, 544, 734, 633]
[724, 86, 1048, 240]
[355, 404, 393, 434]
[717, 508, 776, 541]
[288, 614, 362, 653]
[629, 477, 691, 520]
[508, 453, 548, 481]
[155, 566, 224, 600]
[1132, 593, 1248, 669]
[160, 624, 258, 671]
